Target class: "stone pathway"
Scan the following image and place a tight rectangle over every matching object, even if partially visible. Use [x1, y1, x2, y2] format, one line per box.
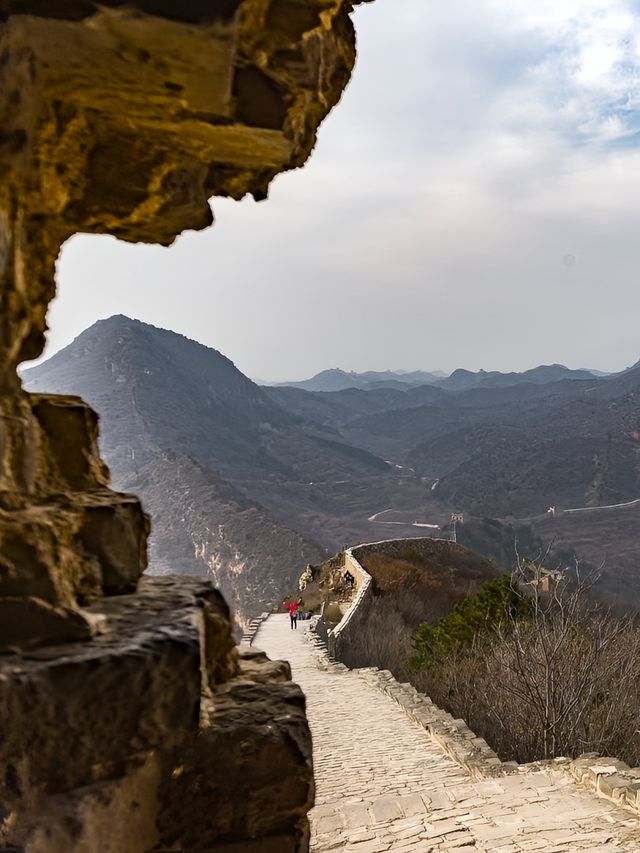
[254, 615, 640, 853]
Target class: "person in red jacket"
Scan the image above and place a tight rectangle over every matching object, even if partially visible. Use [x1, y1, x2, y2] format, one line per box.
[284, 598, 299, 630]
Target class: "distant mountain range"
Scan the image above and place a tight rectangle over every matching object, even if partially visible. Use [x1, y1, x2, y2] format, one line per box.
[23, 316, 640, 619]
[435, 364, 599, 391]
[272, 368, 445, 392]
[274, 364, 602, 393]
[264, 358, 640, 601]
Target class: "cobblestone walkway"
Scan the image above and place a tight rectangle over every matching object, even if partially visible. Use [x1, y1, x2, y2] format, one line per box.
[255, 615, 640, 853]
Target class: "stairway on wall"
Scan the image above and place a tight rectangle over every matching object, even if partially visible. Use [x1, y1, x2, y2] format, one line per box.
[255, 615, 640, 853]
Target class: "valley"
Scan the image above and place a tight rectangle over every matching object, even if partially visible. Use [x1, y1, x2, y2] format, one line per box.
[23, 316, 640, 624]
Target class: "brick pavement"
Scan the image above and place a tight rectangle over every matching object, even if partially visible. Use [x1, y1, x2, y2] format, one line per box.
[255, 614, 640, 853]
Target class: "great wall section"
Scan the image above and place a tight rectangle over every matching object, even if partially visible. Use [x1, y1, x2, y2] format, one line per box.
[251, 539, 640, 852]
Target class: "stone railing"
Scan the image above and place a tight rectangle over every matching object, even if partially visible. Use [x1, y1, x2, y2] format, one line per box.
[326, 537, 445, 658]
[326, 547, 373, 658]
[241, 612, 271, 646]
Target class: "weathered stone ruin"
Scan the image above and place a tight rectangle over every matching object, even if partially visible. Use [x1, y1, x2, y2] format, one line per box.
[0, 1, 368, 848]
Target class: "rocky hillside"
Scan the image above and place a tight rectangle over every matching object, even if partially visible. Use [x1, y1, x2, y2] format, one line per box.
[356, 537, 502, 622]
[409, 366, 640, 517]
[269, 365, 640, 605]
[25, 316, 640, 619]
[269, 367, 640, 519]
[23, 317, 426, 625]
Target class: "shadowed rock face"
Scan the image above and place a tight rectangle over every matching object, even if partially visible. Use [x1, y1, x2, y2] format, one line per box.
[0, 2, 243, 21]
[0, 1, 366, 848]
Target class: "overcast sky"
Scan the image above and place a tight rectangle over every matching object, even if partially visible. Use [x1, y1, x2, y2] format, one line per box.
[40, 0, 640, 380]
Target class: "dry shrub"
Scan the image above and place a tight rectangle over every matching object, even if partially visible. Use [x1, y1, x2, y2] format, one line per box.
[414, 613, 640, 765]
[341, 551, 499, 676]
[338, 585, 423, 674]
[419, 562, 640, 764]
[346, 557, 640, 765]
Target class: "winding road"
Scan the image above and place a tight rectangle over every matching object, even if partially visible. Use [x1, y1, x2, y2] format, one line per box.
[368, 509, 440, 529]
[563, 497, 640, 514]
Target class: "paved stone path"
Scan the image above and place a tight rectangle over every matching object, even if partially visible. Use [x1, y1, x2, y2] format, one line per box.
[255, 614, 640, 853]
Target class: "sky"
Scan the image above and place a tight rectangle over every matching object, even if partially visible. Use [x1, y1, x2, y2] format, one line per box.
[39, 0, 640, 381]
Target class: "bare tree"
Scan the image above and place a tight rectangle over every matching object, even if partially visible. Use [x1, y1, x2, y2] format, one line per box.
[412, 556, 640, 764]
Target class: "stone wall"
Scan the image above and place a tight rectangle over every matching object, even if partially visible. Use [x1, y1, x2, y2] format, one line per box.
[326, 538, 447, 659]
[1, 579, 314, 852]
[327, 546, 373, 658]
[242, 611, 272, 646]
[0, 1, 368, 848]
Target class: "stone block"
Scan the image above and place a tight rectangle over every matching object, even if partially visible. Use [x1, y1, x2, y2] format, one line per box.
[0, 488, 149, 623]
[238, 646, 292, 683]
[29, 393, 110, 494]
[156, 678, 313, 849]
[2, 754, 162, 853]
[0, 579, 204, 804]
[597, 773, 635, 799]
[197, 584, 241, 685]
[342, 802, 371, 829]
[370, 797, 403, 823]
[74, 490, 149, 594]
[0, 503, 96, 607]
[0, 485, 147, 602]
[0, 595, 91, 653]
[397, 793, 428, 817]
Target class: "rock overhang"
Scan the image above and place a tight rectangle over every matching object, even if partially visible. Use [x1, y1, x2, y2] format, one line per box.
[1, 0, 370, 366]
[0, 2, 369, 847]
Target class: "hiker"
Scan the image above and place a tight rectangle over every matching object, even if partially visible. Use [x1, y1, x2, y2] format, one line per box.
[343, 569, 355, 590]
[284, 598, 299, 630]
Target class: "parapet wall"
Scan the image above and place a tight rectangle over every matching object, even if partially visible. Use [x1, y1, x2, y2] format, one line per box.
[326, 537, 443, 659]
[327, 547, 373, 658]
[242, 611, 272, 646]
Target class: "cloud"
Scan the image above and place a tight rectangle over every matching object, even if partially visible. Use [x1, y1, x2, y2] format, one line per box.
[45, 0, 640, 379]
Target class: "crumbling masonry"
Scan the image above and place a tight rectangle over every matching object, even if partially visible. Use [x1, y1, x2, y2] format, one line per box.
[0, 2, 368, 849]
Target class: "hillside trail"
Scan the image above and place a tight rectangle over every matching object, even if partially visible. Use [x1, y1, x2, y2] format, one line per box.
[255, 614, 640, 853]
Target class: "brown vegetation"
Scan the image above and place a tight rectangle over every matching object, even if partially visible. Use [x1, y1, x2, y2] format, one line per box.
[339, 541, 500, 670]
[342, 548, 640, 767]
[412, 562, 640, 765]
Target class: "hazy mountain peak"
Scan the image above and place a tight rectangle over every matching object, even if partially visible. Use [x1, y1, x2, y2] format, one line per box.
[275, 367, 442, 392]
[21, 317, 406, 624]
[438, 363, 599, 391]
